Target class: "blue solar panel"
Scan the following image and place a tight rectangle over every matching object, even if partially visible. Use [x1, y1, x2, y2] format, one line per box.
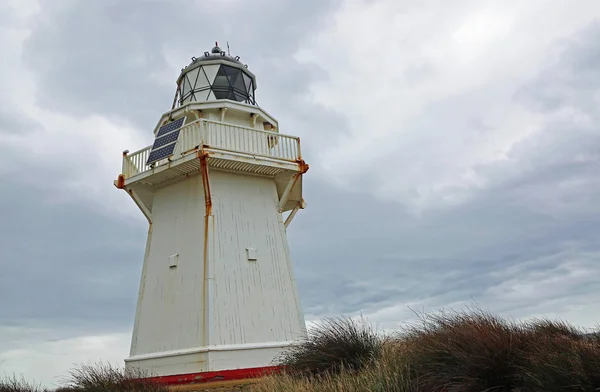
[157, 117, 185, 137]
[146, 117, 187, 165]
[147, 143, 177, 165]
[152, 129, 180, 149]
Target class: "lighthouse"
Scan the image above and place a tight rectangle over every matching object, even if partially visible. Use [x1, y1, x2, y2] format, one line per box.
[115, 43, 308, 382]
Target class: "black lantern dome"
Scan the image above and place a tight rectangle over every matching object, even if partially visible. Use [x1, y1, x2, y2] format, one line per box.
[176, 42, 257, 106]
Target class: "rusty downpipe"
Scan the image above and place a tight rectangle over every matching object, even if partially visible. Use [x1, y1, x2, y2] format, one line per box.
[199, 149, 212, 215]
[198, 148, 212, 346]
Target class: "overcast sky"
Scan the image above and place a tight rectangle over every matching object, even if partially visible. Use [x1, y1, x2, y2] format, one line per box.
[2, 0, 600, 388]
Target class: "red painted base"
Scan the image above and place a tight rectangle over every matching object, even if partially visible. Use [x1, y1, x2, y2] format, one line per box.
[146, 366, 283, 386]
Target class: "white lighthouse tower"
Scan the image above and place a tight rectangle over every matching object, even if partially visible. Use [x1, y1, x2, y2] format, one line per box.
[115, 43, 308, 382]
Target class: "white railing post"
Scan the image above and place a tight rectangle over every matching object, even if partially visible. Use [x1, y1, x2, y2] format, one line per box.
[122, 154, 129, 178]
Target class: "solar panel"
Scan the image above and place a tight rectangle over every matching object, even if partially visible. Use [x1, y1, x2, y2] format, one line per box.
[157, 117, 185, 137]
[151, 129, 180, 149]
[147, 143, 177, 165]
[146, 117, 187, 165]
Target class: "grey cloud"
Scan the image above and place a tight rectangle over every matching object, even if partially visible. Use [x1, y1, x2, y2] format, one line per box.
[21, 0, 181, 130]
[0, 177, 146, 334]
[467, 117, 494, 134]
[253, 59, 352, 156]
[514, 20, 600, 114]
[0, 7, 14, 27]
[3, 1, 600, 350]
[288, 20, 600, 324]
[291, 169, 599, 322]
[0, 108, 42, 135]
[402, 62, 436, 86]
[21, 0, 345, 135]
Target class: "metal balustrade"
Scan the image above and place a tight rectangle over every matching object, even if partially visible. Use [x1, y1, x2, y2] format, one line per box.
[121, 119, 301, 179]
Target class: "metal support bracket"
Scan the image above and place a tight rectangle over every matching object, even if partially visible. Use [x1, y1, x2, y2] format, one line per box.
[220, 107, 227, 123]
[284, 203, 300, 229]
[278, 173, 301, 213]
[284, 199, 306, 229]
[186, 106, 201, 121]
[127, 188, 152, 224]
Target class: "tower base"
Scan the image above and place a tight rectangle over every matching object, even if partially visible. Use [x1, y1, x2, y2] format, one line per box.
[147, 366, 281, 387]
[125, 341, 292, 380]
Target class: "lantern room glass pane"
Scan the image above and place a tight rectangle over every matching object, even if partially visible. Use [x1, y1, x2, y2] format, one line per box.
[202, 64, 219, 84]
[196, 88, 210, 101]
[213, 66, 229, 89]
[233, 90, 246, 102]
[194, 68, 210, 90]
[182, 74, 193, 95]
[213, 88, 229, 99]
[185, 68, 200, 90]
[233, 76, 246, 93]
[223, 65, 240, 82]
[242, 73, 253, 93]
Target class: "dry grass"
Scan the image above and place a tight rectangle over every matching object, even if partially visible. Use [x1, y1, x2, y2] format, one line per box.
[519, 320, 600, 391]
[275, 316, 382, 377]
[1, 363, 169, 392]
[58, 362, 169, 392]
[0, 375, 50, 392]
[2, 309, 600, 391]
[255, 308, 600, 392]
[401, 308, 525, 391]
[257, 341, 414, 392]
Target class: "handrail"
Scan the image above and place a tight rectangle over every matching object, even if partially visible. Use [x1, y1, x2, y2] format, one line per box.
[122, 119, 301, 179]
[200, 119, 300, 140]
[197, 120, 300, 162]
[122, 145, 151, 178]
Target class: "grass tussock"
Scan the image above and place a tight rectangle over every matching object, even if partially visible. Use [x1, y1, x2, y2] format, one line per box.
[275, 316, 382, 377]
[0, 375, 50, 392]
[402, 308, 525, 391]
[257, 308, 600, 392]
[59, 363, 168, 392]
[1, 363, 168, 392]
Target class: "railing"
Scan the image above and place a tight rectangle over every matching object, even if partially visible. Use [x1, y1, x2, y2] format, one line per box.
[122, 119, 301, 179]
[177, 120, 203, 155]
[199, 120, 300, 161]
[122, 146, 150, 178]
